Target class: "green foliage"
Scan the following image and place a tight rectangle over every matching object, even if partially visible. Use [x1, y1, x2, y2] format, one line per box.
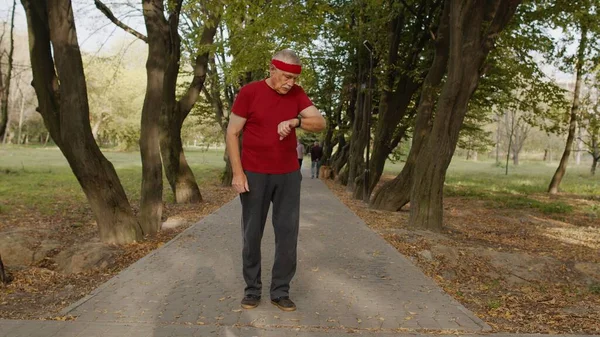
[487, 299, 502, 310]
[536, 0, 600, 74]
[298, 131, 321, 150]
[590, 283, 600, 295]
[388, 140, 411, 164]
[82, 43, 147, 149]
[458, 110, 495, 156]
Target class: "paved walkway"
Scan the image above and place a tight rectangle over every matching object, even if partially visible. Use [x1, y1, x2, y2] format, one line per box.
[1, 170, 597, 336]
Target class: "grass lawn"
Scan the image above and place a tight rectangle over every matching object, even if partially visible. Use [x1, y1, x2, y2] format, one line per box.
[384, 158, 599, 219]
[0, 146, 227, 216]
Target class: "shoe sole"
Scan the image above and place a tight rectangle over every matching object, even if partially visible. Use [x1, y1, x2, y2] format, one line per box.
[241, 303, 259, 309]
[271, 300, 296, 312]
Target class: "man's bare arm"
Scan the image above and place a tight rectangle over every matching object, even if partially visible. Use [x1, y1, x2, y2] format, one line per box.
[226, 113, 249, 193]
[298, 105, 326, 132]
[277, 106, 326, 140]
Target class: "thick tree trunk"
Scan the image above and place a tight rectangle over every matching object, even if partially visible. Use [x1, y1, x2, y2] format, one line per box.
[370, 3, 451, 211]
[370, 161, 414, 211]
[548, 26, 587, 194]
[332, 142, 349, 177]
[140, 0, 167, 235]
[0, 0, 16, 140]
[368, 80, 418, 198]
[409, 0, 521, 231]
[160, 9, 220, 203]
[22, 0, 143, 244]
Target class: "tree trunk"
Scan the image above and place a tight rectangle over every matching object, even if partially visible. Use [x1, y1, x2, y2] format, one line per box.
[204, 55, 234, 187]
[575, 126, 582, 165]
[0, 254, 10, 284]
[370, 2, 451, 211]
[17, 91, 24, 144]
[329, 83, 356, 179]
[160, 8, 220, 203]
[91, 113, 102, 141]
[0, 0, 16, 140]
[366, 2, 440, 200]
[332, 142, 350, 177]
[591, 138, 599, 175]
[321, 113, 338, 165]
[495, 115, 501, 163]
[346, 70, 368, 195]
[140, 0, 168, 234]
[548, 25, 587, 194]
[22, 0, 143, 244]
[409, 0, 521, 231]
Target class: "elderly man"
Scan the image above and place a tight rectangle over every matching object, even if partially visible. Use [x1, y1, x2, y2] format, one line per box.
[226, 49, 326, 312]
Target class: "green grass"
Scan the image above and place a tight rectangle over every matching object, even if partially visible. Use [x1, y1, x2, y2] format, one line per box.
[487, 298, 502, 310]
[0, 146, 227, 215]
[384, 158, 599, 215]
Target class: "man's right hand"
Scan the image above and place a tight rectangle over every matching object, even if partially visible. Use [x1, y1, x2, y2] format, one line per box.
[232, 173, 250, 194]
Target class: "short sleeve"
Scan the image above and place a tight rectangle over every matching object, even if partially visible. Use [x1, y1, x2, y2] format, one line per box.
[295, 86, 314, 113]
[231, 85, 251, 118]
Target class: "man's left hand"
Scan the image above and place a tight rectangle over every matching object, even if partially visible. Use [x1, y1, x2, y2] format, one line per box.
[278, 119, 299, 140]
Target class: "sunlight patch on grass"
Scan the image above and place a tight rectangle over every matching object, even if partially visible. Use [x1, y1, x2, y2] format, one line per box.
[542, 226, 600, 250]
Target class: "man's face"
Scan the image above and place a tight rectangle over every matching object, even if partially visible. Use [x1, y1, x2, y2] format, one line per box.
[269, 65, 299, 95]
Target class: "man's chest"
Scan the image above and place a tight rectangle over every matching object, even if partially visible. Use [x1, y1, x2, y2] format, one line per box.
[249, 94, 299, 124]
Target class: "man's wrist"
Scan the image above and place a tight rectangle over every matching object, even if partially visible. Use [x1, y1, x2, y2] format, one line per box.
[295, 117, 302, 128]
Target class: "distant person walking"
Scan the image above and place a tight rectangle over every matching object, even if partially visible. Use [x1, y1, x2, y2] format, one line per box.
[310, 141, 323, 179]
[296, 140, 305, 168]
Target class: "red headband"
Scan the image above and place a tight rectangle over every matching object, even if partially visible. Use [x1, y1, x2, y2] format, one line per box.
[271, 59, 302, 74]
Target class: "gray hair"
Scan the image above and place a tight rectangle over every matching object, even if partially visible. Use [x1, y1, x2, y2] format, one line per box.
[272, 49, 301, 66]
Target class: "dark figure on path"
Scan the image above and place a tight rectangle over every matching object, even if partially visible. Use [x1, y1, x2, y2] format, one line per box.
[226, 49, 326, 312]
[310, 141, 323, 179]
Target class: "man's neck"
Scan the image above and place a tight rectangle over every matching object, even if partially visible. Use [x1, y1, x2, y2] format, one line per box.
[265, 78, 274, 89]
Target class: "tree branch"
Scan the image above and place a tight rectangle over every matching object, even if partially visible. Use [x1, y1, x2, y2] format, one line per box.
[398, 0, 418, 17]
[94, 0, 147, 43]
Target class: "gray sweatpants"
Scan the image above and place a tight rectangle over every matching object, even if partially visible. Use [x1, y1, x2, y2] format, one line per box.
[239, 170, 302, 299]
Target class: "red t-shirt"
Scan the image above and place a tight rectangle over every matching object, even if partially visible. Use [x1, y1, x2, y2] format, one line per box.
[231, 80, 313, 174]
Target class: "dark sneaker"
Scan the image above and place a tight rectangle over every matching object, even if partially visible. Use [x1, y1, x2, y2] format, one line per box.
[271, 296, 296, 312]
[241, 294, 261, 309]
